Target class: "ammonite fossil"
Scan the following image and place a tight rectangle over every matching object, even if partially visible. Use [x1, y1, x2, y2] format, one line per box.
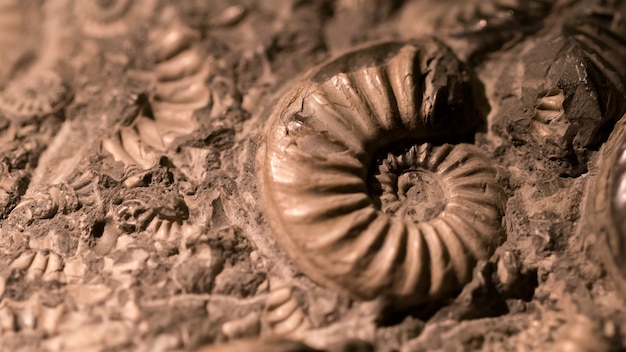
[495, 5, 626, 169]
[102, 16, 211, 169]
[399, 0, 555, 58]
[264, 286, 310, 338]
[595, 115, 626, 296]
[257, 39, 506, 306]
[151, 19, 211, 123]
[0, 68, 71, 122]
[73, 0, 157, 39]
[113, 188, 189, 233]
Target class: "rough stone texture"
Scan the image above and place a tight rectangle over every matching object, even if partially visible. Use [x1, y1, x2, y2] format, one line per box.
[0, 0, 625, 351]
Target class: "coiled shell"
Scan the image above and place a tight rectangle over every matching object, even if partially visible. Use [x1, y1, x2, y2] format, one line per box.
[257, 39, 504, 306]
[73, 0, 157, 39]
[0, 68, 71, 122]
[399, 0, 555, 59]
[103, 17, 211, 169]
[264, 286, 310, 338]
[151, 20, 211, 120]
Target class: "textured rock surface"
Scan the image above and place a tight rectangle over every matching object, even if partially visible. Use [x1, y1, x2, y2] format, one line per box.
[0, 0, 625, 351]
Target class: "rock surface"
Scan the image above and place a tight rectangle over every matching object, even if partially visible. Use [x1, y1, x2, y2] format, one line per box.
[0, 0, 625, 351]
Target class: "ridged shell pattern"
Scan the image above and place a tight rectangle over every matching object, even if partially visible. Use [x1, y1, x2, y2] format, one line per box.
[400, 0, 555, 55]
[564, 8, 626, 132]
[258, 39, 505, 306]
[595, 115, 626, 294]
[73, 0, 157, 39]
[264, 286, 310, 338]
[0, 68, 70, 122]
[151, 20, 212, 121]
[103, 17, 211, 169]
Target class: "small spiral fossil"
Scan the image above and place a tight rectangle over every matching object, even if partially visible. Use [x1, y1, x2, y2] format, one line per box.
[113, 188, 189, 233]
[150, 19, 211, 123]
[257, 39, 505, 306]
[73, 0, 157, 39]
[0, 68, 71, 122]
[103, 17, 211, 169]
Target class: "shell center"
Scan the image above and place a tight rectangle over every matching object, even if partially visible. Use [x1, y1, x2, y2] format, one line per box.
[373, 166, 447, 223]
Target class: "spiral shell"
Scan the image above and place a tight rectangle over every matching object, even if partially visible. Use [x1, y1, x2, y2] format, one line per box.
[103, 18, 211, 169]
[257, 39, 505, 306]
[595, 115, 626, 296]
[73, 0, 157, 39]
[151, 20, 211, 122]
[563, 8, 626, 130]
[0, 68, 71, 122]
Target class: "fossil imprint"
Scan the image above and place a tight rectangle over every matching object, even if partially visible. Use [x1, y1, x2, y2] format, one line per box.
[595, 114, 626, 296]
[103, 14, 211, 169]
[0, 68, 71, 122]
[73, 0, 157, 39]
[257, 39, 506, 306]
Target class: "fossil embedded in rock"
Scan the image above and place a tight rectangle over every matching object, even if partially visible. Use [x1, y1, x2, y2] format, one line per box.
[103, 16, 211, 169]
[0, 69, 71, 122]
[10, 250, 65, 282]
[113, 188, 189, 233]
[501, 7, 626, 165]
[264, 286, 310, 338]
[595, 115, 626, 297]
[399, 0, 555, 58]
[73, 0, 157, 39]
[151, 19, 212, 124]
[257, 39, 503, 307]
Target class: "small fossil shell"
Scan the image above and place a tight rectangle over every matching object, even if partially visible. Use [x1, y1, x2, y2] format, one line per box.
[66, 169, 104, 209]
[9, 183, 79, 222]
[264, 286, 310, 338]
[102, 123, 162, 169]
[0, 68, 71, 122]
[595, 115, 626, 296]
[257, 39, 504, 306]
[151, 20, 211, 121]
[399, 0, 555, 57]
[113, 188, 189, 233]
[103, 18, 211, 169]
[563, 8, 626, 132]
[73, 0, 157, 39]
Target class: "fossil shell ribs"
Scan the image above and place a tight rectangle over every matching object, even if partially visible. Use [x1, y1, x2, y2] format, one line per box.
[74, 0, 157, 38]
[151, 20, 211, 124]
[595, 115, 626, 295]
[0, 69, 70, 121]
[258, 39, 504, 306]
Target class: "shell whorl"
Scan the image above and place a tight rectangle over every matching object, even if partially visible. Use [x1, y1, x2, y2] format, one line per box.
[595, 115, 626, 296]
[258, 39, 505, 306]
[0, 68, 70, 122]
[73, 0, 157, 39]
